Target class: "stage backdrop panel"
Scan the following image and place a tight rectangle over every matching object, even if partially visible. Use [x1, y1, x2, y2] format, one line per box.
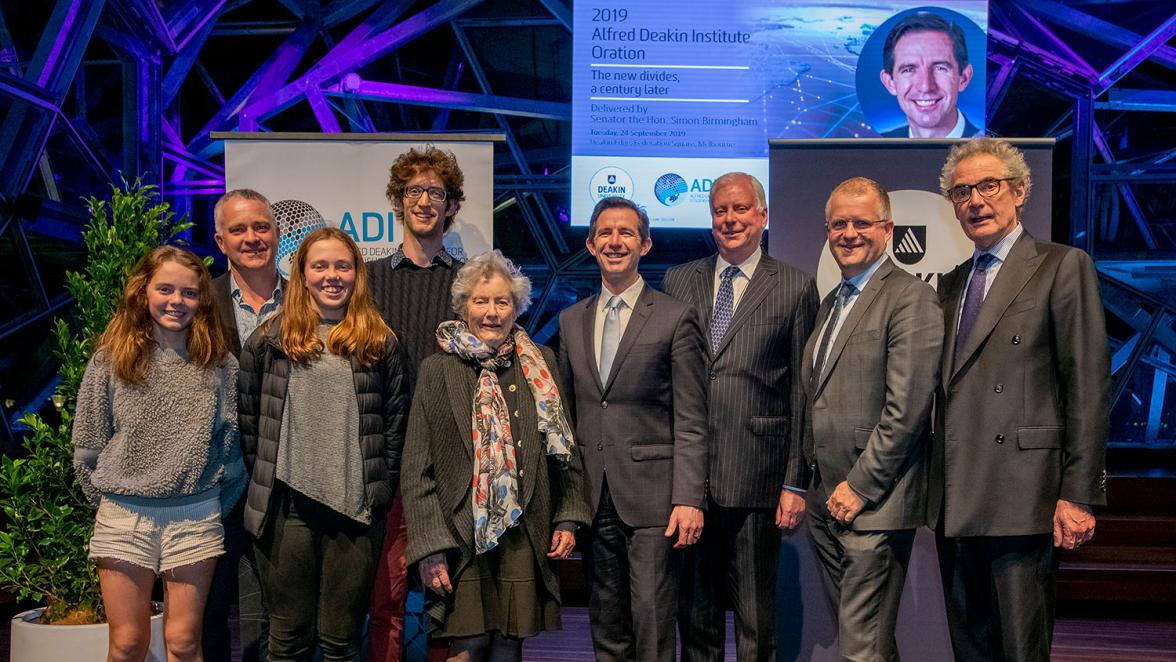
[218, 132, 497, 276]
[769, 137, 1054, 661]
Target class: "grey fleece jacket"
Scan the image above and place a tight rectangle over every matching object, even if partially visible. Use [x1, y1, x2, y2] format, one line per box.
[71, 346, 246, 516]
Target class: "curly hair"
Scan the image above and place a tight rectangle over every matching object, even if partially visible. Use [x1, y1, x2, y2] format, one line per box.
[99, 246, 228, 384]
[939, 138, 1032, 210]
[450, 250, 532, 320]
[385, 145, 466, 232]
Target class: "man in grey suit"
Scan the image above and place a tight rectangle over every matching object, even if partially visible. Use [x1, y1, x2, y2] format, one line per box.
[802, 177, 942, 662]
[663, 172, 817, 661]
[559, 196, 709, 662]
[934, 138, 1109, 661]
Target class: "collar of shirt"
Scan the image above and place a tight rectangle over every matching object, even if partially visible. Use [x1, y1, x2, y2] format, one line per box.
[715, 247, 761, 282]
[841, 253, 888, 297]
[229, 272, 283, 313]
[907, 109, 967, 138]
[598, 276, 644, 314]
[387, 244, 456, 269]
[972, 222, 1023, 267]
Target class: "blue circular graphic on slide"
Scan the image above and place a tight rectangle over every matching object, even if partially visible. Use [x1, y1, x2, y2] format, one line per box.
[653, 173, 689, 207]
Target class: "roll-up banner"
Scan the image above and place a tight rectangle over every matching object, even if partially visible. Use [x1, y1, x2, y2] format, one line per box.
[215, 132, 499, 277]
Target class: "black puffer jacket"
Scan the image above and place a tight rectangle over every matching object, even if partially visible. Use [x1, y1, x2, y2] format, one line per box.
[238, 314, 409, 536]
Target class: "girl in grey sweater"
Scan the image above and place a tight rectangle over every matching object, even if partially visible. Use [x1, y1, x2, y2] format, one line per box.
[72, 246, 244, 662]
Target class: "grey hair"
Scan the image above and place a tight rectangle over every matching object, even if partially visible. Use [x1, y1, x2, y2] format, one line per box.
[213, 188, 274, 233]
[825, 177, 892, 222]
[451, 249, 533, 318]
[710, 172, 767, 210]
[939, 138, 1032, 209]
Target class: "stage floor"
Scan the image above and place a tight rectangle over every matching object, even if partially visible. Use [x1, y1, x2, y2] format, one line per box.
[521, 608, 1176, 661]
[5, 605, 1174, 660]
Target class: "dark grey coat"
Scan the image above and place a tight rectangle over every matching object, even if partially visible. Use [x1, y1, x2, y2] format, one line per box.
[401, 347, 591, 623]
[237, 314, 410, 536]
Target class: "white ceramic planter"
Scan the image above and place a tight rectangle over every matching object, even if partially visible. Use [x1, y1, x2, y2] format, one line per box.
[10, 604, 166, 661]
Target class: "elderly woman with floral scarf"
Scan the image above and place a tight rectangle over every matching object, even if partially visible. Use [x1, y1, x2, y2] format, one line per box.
[401, 249, 590, 662]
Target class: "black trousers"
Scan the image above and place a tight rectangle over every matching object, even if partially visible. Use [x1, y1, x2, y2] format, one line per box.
[255, 484, 384, 662]
[678, 499, 780, 662]
[202, 500, 269, 662]
[936, 531, 1055, 662]
[585, 477, 680, 662]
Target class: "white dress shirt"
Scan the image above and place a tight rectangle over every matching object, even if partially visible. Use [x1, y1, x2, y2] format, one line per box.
[956, 222, 1024, 330]
[593, 276, 645, 367]
[712, 247, 762, 312]
[813, 254, 888, 371]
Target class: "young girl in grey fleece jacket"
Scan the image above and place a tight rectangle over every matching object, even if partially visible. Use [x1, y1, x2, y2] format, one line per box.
[72, 245, 245, 662]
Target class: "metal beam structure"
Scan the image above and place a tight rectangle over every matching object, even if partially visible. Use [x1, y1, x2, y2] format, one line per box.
[0, 0, 1174, 451]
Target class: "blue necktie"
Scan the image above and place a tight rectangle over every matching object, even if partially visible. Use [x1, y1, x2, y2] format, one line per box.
[811, 281, 854, 390]
[710, 265, 742, 353]
[599, 295, 623, 384]
[954, 253, 997, 368]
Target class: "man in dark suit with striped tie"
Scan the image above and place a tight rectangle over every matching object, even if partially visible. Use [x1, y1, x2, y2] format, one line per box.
[663, 172, 818, 661]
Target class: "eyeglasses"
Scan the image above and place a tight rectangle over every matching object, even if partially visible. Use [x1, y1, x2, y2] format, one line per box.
[946, 178, 1014, 204]
[824, 219, 889, 234]
[404, 185, 448, 202]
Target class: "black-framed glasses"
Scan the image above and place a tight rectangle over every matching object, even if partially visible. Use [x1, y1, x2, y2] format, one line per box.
[404, 185, 448, 202]
[946, 178, 1014, 204]
[824, 218, 889, 234]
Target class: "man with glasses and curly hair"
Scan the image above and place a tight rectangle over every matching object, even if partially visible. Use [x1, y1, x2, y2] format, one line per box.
[932, 138, 1109, 661]
[366, 145, 467, 662]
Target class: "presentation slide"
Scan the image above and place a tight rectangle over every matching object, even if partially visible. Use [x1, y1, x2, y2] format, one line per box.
[571, 2, 989, 228]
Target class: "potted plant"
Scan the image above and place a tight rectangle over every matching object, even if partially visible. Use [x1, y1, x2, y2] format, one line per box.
[0, 180, 191, 660]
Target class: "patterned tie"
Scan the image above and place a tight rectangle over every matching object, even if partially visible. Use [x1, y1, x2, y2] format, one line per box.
[810, 281, 854, 391]
[954, 253, 998, 369]
[709, 265, 742, 353]
[599, 295, 623, 384]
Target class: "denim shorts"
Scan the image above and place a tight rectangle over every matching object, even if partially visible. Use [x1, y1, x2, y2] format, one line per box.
[89, 490, 224, 574]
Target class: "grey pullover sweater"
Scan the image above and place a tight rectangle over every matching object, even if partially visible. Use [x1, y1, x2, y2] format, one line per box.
[71, 346, 246, 516]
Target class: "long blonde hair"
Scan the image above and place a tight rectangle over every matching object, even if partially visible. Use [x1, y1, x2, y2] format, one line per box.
[99, 246, 227, 384]
[277, 227, 391, 366]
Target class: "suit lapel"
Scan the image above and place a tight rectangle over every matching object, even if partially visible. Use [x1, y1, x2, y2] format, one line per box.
[603, 286, 654, 394]
[940, 261, 968, 378]
[951, 232, 1044, 380]
[802, 290, 835, 395]
[578, 295, 605, 391]
[713, 257, 779, 360]
[442, 358, 476, 463]
[694, 257, 717, 344]
[813, 259, 895, 396]
[212, 275, 242, 354]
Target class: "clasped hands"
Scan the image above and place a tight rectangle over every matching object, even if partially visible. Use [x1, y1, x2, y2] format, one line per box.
[419, 522, 579, 595]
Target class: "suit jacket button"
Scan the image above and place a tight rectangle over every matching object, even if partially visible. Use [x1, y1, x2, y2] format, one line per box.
[994, 384, 1004, 393]
[597, 443, 604, 451]
[601, 400, 608, 409]
[995, 434, 1005, 444]
[709, 373, 717, 381]
[1011, 335, 1021, 345]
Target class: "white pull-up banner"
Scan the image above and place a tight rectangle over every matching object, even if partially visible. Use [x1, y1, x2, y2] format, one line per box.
[218, 132, 498, 277]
